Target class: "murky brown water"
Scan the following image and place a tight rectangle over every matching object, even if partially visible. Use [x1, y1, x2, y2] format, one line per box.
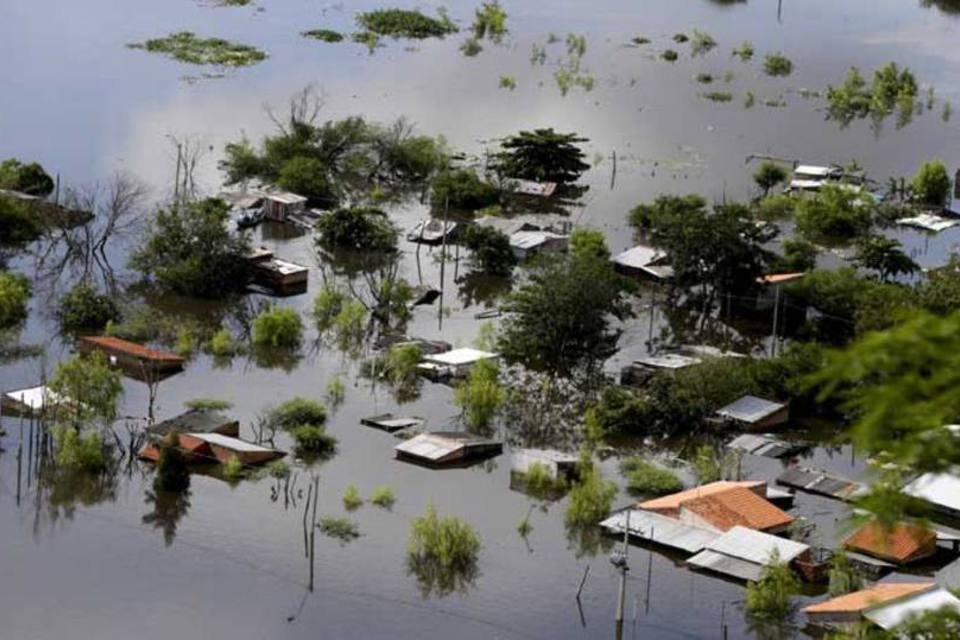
[3, 1, 960, 638]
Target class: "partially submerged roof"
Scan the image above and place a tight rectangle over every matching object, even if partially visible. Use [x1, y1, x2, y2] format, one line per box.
[260, 259, 308, 276]
[638, 481, 765, 515]
[904, 471, 960, 514]
[794, 165, 836, 178]
[394, 432, 502, 465]
[844, 521, 937, 564]
[693, 525, 809, 566]
[505, 178, 557, 197]
[633, 353, 701, 370]
[681, 486, 794, 533]
[728, 434, 803, 459]
[612, 245, 675, 279]
[146, 409, 239, 438]
[422, 348, 498, 367]
[803, 583, 935, 615]
[897, 213, 959, 233]
[360, 414, 424, 432]
[189, 432, 277, 453]
[601, 509, 719, 554]
[79, 336, 185, 366]
[2, 385, 70, 413]
[777, 466, 865, 501]
[264, 192, 308, 204]
[716, 395, 786, 424]
[865, 586, 960, 630]
[756, 272, 806, 285]
[509, 230, 568, 251]
[474, 217, 540, 236]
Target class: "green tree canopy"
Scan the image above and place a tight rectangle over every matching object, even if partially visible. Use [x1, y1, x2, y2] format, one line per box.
[854, 235, 919, 282]
[795, 185, 873, 244]
[431, 168, 499, 211]
[494, 128, 589, 185]
[0, 158, 54, 196]
[460, 225, 516, 276]
[753, 161, 788, 196]
[0, 271, 30, 329]
[912, 158, 952, 207]
[49, 351, 124, 428]
[315, 206, 397, 252]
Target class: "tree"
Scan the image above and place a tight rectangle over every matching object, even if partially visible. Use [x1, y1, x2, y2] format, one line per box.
[745, 549, 799, 618]
[569, 228, 610, 261]
[498, 252, 631, 377]
[565, 452, 617, 527]
[753, 161, 788, 197]
[777, 239, 818, 272]
[912, 158, 951, 207]
[431, 168, 499, 211]
[854, 235, 919, 282]
[918, 256, 960, 314]
[0, 158, 54, 196]
[453, 358, 505, 431]
[58, 281, 120, 331]
[131, 198, 251, 299]
[0, 194, 42, 247]
[460, 225, 516, 276]
[0, 271, 30, 329]
[251, 306, 303, 348]
[275, 156, 331, 203]
[407, 503, 480, 598]
[49, 351, 124, 428]
[795, 185, 873, 243]
[315, 206, 397, 252]
[494, 128, 589, 184]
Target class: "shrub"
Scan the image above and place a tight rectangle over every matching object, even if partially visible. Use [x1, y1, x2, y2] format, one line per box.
[313, 285, 346, 332]
[291, 423, 337, 459]
[431, 168, 499, 211]
[183, 397, 233, 411]
[222, 455, 244, 481]
[828, 551, 863, 597]
[325, 374, 346, 406]
[521, 461, 567, 499]
[128, 32, 267, 67]
[207, 327, 236, 357]
[384, 343, 423, 389]
[461, 225, 516, 276]
[318, 516, 361, 543]
[252, 306, 303, 348]
[757, 193, 798, 220]
[155, 433, 190, 492]
[473, 1, 507, 42]
[732, 41, 753, 61]
[565, 453, 617, 527]
[662, 49, 679, 62]
[499, 75, 517, 90]
[356, 9, 457, 39]
[912, 158, 951, 207]
[454, 358, 505, 430]
[268, 397, 328, 431]
[794, 185, 873, 243]
[57, 282, 120, 331]
[826, 63, 918, 127]
[745, 549, 799, 618]
[303, 29, 344, 43]
[620, 458, 683, 496]
[0, 194, 43, 247]
[0, 271, 31, 328]
[315, 206, 397, 252]
[53, 425, 107, 472]
[569, 229, 610, 261]
[763, 53, 793, 77]
[49, 352, 123, 427]
[370, 485, 396, 509]
[690, 30, 716, 56]
[342, 484, 363, 510]
[276, 157, 330, 203]
[407, 503, 480, 574]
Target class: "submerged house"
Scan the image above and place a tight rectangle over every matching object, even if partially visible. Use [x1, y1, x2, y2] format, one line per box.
[145, 408, 240, 439]
[394, 432, 503, 467]
[787, 164, 843, 192]
[407, 219, 458, 245]
[77, 336, 185, 379]
[2, 385, 73, 417]
[904, 470, 960, 519]
[250, 258, 309, 296]
[713, 395, 789, 431]
[509, 230, 569, 260]
[139, 432, 284, 466]
[803, 583, 960, 632]
[843, 521, 938, 566]
[417, 348, 499, 380]
[638, 481, 794, 535]
[620, 352, 701, 387]
[262, 192, 308, 222]
[686, 525, 811, 582]
[511, 449, 579, 481]
[611, 245, 673, 282]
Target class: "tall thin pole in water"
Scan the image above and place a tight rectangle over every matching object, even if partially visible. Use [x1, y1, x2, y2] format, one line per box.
[438, 196, 449, 331]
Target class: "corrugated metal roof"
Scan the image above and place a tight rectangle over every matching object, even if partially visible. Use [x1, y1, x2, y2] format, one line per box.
[265, 192, 308, 204]
[634, 353, 701, 370]
[687, 549, 764, 582]
[716, 395, 785, 424]
[509, 230, 568, 251]
[423, 348, 498, 366]
[702, 525, 809, 564]
[189, 433, 277, 453]
[601, 509, 719, 554]
[612, 245, 664, 269]
[864, 587, 960, 630]
[3, 385, 67, 411]
[395, 433, 464, 462]
[904, 471, 960, 513]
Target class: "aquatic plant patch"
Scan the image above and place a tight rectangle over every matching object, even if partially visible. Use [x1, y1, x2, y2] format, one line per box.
[303, 29, 344, 43]
[356, 8, 457, 39]
[127, 32, 267, 67]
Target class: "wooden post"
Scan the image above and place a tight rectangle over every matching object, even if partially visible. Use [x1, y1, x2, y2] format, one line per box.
[575, 565, 590, 600]
[438, 197, 449, 331]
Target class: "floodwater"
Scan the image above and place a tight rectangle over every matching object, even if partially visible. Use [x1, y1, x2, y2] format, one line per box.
[2, 1, 960, 638]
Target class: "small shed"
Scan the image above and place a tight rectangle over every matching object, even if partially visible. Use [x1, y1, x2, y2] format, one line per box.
[803, 583, 938, 630]
[250, 258, 309, 296]
[843, 521, 937, 565]
[360, 414, 424, 432]
[715, 396, 789, 431]
[394, 432, 502, 467]
[620, 353, 701, 387]
[686, 525, 810, 582]
[611, 245, 674, 281]
[904, 470, 960, 518]
[262, 192, 308, 222]
[145, 409, 240, 439]
[601, 509, 720, 554]
[418, 348, 499, 380]
[509, 230, 569, 260]
[511, 448, 579, 481]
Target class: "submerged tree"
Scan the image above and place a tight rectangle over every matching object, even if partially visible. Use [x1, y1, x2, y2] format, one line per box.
[0, 157, 54, 196]
[460, 225, 516, 276]
[49, 351, 123, 429]
[753, 162, 788, 197]
[493, 128, 589, 185]
[912, 158, 952, 208]
[854, 235, 918, 282]
[406, 503, 481, 598]
[0, 271, 30, 329]
[315, 206, 398, 252]
[453, 358, 505, 432]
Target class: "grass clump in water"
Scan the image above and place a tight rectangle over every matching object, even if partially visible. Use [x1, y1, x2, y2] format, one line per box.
[222, 455, 244, 482]
[732, 41, 753, 61]
[826, 63, 919, 127]
[696, 72, 714, 84]
[662, 49, 679, 62]
[565, 453, 617, 527]
[407, 503, 481, 593]
[763, 52, 794, 77]
[472, 1, 507, 43]
[342, 484, 364, 510]
[252, 306, 302, 348]
[356, 8, 457, 39]
[702, 91, 733, 103]
[499, 75, 517, 90]
[620, 457, 683, 497]
[184, 397, 233, 411]
[631, 36, 650, 46]
[690, 30, 716, 56]
[128, 32, 267, 67]
[319, 516, 362, 544]
[518, 462, 567, 500]
[673, 33, 689, 43]
[370, 485, 396, 509]
[303, 29, 344, 43]
[517, 512, 533, 537]
[460, 37, 483, 56]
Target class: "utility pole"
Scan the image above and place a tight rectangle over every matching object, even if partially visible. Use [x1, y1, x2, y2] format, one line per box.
[770, 284, 781, 358]
[173, 141, 182, 206]
[438, 196, 449, 331]
[612, 511, 631, 635]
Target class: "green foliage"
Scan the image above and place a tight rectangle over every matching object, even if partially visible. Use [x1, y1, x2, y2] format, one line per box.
[461, 225, 516, 276]
[620, 457, 683, 496]
[53, 425, 107, 472]
[794, 185, 873, 244]
[276, 156, 330, 202]
[132, 198, 251, 299]
[315, 207, 397, 252]
[0, 158, 54, 196]
[828, 551, 864, 597]
[673, 33, 689, 43]
[318, 516, 362, 543]
[302, 29, 344, 43]
[325, 374, 346, 406]
[128, 32, 267, 67]
[407, 503, 481, 591]
[384, 343, 423, 390]
[268, 397, 327, 431]
[569, 229, 609, 261]
[155, 433, 190, 493]
[498, 75, 517, 90]
[692, 444, 724, 483]
[314, 285, 347, 332]
[454, 358, 505, 430]
[342, 484, 363, 510]
[517, 513, 533, 537]
[431, 168, 499, 211]
[776, 238, 818, 272]
[763, 52, 794, 76]
[183, 399, 233, 414]
[918, 256, 960, 315]
[757, 193, 799, 220]
[662, 49, 679, 62]
[356, 8, 457, 39]
[565, 453, 617, 527]
[521, 462, 567, 499]
[206, 327, 236, 357]
[854, 235, 919, 282]
[754, 162, 788, 196]
[826, 63, 919, 128]
[0, 194, 43, 247]
[494, 128, 589, 185]
[58, 282, 120, 331]
[291, 423, 337, 459]
[460, 38, 482, 56]
[0, 271, 30, 329]
[222, 455, 244, 481]
[370, 485, 396, 509]
[732, 41, 754, 61]
[690, 30, 716, 56]
[49, 351, 123, 427]
[252, 306, 303, 348]
[352, 31, 381, 52]
[894, 605, 960, 638]
[912, 158, 951, 207]
[702, 91, 733, 103]
[696, 73, 714, 84]
[174, 325, 199, 358]
[745, 549, 799, 618]
[498, 252, 631, 377]
[473, 1, 507, 43]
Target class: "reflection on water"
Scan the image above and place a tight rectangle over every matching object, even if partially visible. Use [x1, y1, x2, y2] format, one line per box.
[142, 487, 192, 547]
[40, 463, 120, 524]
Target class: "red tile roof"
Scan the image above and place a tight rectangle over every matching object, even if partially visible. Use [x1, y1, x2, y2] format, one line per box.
[843, 521, 937, 564]
[638, 481, 765, 517]
[681, 486, 794, 532]
[80, 336, 184, 365]
[803, 583, 935, 614]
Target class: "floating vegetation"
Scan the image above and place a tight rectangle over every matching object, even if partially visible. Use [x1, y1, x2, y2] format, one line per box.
[407, 503, 481, 598]
[764, 96, 787, 108]
[356, 8, 457, 39]
[127, 32, 267, 67]
[369, 485, 396, 509]
[702, 91, 733, 103]
[222, 456, 245, 482]
[352, 31, 381, 53]
[499, 75, 517, 90]
[696, 73, 714, 84]
[318, 516, 362, 544]
[530, 43, 546, 65]
[343, 484, 364, 510]
[631, 36, 650, 46]
[732, 41, 754, 61]
[673, 33, 689, 43]
[944, 101, 953, 122]
[763, 52, 794, 77]
[460, 37, 482, 56]
[620, 457, 683, 497]
[744, 91, 755, 108]
[690, 30, 716, 56]
[825, 63, 920, 129]
[472, 1, 507, 43]
[302, 29, 344, 43]
[325, 374, 346, 407]
[662, 49, 679, 62]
